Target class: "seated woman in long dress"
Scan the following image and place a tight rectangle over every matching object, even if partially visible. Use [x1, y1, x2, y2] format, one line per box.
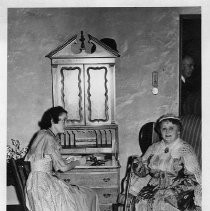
[133, 114, 201, 211]
[25, 106, 100, 211]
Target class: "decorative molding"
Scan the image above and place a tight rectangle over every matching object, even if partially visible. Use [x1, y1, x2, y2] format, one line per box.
[71, 31, 96, 54]
[60, 67, 83, 123]
[45, 31, 120, 59]
[46, 35, 77, 58]
[60, 124, 118, 149]
[87, 66, 109, 122]
[52, 58, 116, 65]
[89, 35, 120, 57]
[52, 64, 58, 68]
[109, 63, 115, 68]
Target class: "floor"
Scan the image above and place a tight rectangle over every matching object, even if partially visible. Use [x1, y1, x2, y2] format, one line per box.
[7, 205, 25, 211]
[7, 204, 120, 211]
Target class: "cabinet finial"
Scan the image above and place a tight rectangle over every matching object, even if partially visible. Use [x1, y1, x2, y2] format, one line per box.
[71, 31, 96, 54]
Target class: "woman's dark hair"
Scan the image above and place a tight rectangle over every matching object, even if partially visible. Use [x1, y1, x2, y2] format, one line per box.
[38, 106, 67, 129]
[154, 114, 182, 138]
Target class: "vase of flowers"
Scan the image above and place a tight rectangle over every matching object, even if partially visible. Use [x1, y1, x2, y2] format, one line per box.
[7, 139, 28, 162]
[7, 139, 28, 185]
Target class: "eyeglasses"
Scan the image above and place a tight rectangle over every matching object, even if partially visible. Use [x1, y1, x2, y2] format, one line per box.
[182, 64, 194, 68]
[58, 118, 67, 123]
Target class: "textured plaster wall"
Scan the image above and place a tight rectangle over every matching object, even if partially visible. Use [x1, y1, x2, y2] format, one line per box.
[7, 7, 200, 204]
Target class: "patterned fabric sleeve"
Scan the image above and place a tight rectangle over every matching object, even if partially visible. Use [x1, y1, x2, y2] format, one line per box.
[25, 131, 47, 162]
[142, 142, 157, 162]
[178, 141, 202, 207]
[179, 141, 201, 184]
[25, 130, 78, 172]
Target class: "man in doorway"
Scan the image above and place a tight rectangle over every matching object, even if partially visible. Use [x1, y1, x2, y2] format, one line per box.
[181, 55, 201, 115]
[181, 55, 195, 98]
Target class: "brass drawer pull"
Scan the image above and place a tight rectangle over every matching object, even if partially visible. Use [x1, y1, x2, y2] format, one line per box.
[64, 178, 71, 183]
[103, 193, 111, 198]
[103, 177, 110, 182]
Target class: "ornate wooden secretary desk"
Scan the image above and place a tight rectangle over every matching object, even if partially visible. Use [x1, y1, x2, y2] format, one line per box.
[46, 31, 120, 211]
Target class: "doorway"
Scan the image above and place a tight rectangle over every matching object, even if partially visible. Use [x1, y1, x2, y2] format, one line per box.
[179, 14, 201, 116]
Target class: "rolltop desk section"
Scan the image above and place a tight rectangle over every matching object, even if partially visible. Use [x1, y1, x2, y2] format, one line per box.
[46, 31, 120, 211]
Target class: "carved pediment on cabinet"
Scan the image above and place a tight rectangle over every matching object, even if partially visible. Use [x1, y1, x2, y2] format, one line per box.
[46, 31, 120, 59]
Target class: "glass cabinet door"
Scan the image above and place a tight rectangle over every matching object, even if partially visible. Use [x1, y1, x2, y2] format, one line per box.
[54, 64, 85, 125]
[53, 64, 114, 126]
[84, 64, 112, 125]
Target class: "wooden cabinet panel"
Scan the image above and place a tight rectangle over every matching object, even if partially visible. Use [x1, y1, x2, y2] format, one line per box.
[61, 66, 84, 124]
[99, 204, 113, 211]
[93, 187, 118, 204]
[60, 172, 118, 188]
[84, 64, 112, 125]
[53, 64, 114, 126]
[57, 167, 120, 207]
[53, 64, 85, 125]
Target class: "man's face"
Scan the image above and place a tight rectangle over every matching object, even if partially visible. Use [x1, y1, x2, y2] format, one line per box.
[182, 57, 194, 79]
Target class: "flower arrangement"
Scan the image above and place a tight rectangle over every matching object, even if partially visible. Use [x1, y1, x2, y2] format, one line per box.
[7, 139, 28, 162]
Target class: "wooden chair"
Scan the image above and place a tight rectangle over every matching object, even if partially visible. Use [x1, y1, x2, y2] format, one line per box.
[138, 122, 159, 155]
[10, 158, 30, 211]
[113, 123, 157, 211]
[113, 156, 137, 211]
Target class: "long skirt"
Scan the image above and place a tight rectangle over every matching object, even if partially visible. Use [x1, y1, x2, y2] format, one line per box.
[26, 171, 100, 211]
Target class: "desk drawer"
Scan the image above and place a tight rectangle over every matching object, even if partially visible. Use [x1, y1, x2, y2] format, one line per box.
[60, 172, 118, 188]
[94, 187, 118, 204]
[99, 204, 113, 211]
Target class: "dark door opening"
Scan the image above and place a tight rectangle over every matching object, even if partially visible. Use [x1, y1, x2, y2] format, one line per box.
[179, 14, 201, 116]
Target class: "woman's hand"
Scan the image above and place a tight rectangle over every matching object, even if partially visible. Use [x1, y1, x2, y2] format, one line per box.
[65, 156, 75, 163]
[78, 157, 86, 166]
[65, 156, 86, 166]
[133, 156, 142, 163]
[133, 156, 142, 169]
[172, 157, 184, 173]
[133, 157, 149, 177]
[66, 160, 80, 171]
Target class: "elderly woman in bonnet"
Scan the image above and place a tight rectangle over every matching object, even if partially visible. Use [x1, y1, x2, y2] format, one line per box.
[132, 114, 201, 211]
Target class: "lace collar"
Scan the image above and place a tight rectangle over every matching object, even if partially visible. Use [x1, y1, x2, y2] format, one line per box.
[47, 128, 57, 137]
[47, 129, 62, 147]
[161, 138, 181, 153]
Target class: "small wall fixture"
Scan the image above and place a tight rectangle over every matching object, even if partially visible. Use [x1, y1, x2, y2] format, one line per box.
[152, 71, 158, 95]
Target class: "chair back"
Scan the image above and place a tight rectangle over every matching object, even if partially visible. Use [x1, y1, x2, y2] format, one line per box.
[139, 122, 160, 155]
[117, 156, 137, 211]
[10, 158, 30, 211]
[180, 115, 201, 167]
